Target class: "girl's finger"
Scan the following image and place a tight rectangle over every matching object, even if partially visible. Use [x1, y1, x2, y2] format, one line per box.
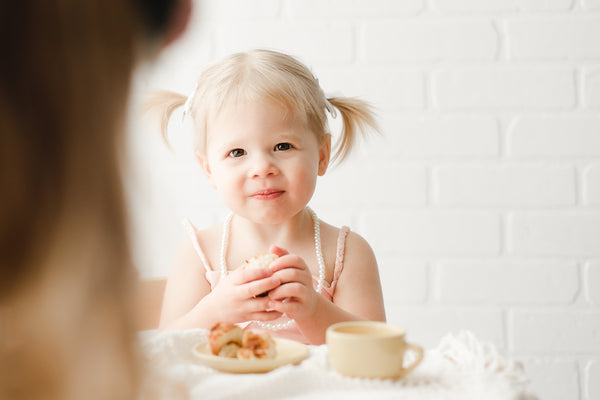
[268, 282, 305, 301]
[268, 254, 307, 273]
[267, 299, 300, 315]
[268, 245, 288, 257]
[247, 310, 284, 321]
[230, 265, 273, 285]
[271, 267, 311, 286]
[241, 275, 281, 299]
[243, 297, 272, 312]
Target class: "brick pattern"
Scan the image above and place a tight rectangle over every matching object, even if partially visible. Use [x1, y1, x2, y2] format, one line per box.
[129, 2, 600, 399]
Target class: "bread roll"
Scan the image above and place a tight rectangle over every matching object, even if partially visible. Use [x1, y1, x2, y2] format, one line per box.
[237, 330, 277, 359]
[208, 322, 243, 357]
[243, 253, 279, 297]
[207, 322, 277, 360]
[243, 253, 278, 270]
[218, 342, 241, 358]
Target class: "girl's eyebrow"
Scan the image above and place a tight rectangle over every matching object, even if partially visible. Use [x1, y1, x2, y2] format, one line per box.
[217, 142, 243, 153]
[274, 134, 297, 142]
[208, 139, 243, 156]
[208, 132, 243, 149]
[209, 129, 307, 152]
[275, 130, 305, 141]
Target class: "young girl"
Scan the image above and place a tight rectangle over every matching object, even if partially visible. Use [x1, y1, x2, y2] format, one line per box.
[149, 49, 385, 345]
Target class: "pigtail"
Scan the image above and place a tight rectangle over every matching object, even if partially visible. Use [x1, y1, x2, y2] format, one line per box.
[143, 90, 187, 148]
[327, 97, 380, 165]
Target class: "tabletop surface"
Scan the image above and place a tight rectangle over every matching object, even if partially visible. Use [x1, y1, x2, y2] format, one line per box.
[140, 329, 538, 400]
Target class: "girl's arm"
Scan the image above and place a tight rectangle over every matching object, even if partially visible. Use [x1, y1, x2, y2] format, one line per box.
[268, 233, 386, 344]
[159, 239, 283, 330]
[326, 231, 386, 321]
[159, 239, 217, 329]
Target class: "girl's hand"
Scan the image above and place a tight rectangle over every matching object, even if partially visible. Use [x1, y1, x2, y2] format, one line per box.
[266, 245, 319, 322]
[205, 264, 282, 324]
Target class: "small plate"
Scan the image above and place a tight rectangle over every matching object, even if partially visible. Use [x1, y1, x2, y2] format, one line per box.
[192, 338, 309, 374]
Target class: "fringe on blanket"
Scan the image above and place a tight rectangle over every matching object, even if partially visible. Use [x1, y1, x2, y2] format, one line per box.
[435, 331, 533, 394]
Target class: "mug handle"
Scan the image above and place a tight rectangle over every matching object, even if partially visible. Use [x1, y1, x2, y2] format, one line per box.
[398, 343, 424, 378]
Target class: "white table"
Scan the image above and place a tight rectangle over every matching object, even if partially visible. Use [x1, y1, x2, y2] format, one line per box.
[140, 329, 538, 400]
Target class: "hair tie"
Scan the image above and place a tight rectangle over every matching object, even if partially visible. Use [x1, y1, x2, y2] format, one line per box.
[182, 84, 198, 121]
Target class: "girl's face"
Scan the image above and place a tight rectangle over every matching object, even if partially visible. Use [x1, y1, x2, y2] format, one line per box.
[199, 99, 330, 224]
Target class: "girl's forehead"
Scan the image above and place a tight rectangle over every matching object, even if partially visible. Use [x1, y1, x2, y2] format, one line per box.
[204, 104, 318, 147]
[209, 99, 304, 131]
[214, 96, 294, 116]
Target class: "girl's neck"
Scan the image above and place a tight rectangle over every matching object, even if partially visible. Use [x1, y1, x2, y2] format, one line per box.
[231, 208, 313, 249]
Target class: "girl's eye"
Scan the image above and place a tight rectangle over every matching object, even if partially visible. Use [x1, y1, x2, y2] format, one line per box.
[228, 148, 246, 158]
[274, 143, 293, 151]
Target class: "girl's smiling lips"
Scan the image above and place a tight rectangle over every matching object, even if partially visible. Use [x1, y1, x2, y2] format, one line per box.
[251, 189, 285, 200]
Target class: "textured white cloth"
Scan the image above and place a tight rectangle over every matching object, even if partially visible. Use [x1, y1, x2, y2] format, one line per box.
[139, 329, 538, 400]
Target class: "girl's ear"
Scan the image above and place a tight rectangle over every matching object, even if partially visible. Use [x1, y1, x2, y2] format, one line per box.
[196, 150, 217, 189]
[318, 134, 332, 176]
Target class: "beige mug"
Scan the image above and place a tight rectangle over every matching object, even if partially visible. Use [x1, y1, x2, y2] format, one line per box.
[326, 321, 423, 379]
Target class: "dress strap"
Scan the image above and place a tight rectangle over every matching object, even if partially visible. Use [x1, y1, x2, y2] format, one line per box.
[182, 218, 214, 273]
[331, 226, 350, 289]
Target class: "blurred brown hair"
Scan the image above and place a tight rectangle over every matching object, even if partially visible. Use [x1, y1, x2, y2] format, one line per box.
[0, 1, 183, 399]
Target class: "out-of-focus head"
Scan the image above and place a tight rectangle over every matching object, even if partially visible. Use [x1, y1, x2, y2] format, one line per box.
[137, 0, 193, 48]
[0, 0, 191, 298]
[0, 1, 191, 400]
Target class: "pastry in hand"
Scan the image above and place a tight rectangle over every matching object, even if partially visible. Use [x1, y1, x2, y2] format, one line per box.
[242, 253, 279, 297]
[243, 253, 278, 270]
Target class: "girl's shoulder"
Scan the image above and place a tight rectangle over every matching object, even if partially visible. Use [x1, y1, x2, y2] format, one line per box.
[194, 223, 222, 241]
[318, 220, 375, 262]
[345, 230, 377, 268]
[317, 220, 346, 249]
[183, 219, 222, 240]
[181, 220, 224, 268]
[320, 220, 376, 270]
[318, 219, 371, 248]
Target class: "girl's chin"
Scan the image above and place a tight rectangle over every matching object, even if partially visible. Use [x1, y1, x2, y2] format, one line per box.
[237, 206, 305, 225]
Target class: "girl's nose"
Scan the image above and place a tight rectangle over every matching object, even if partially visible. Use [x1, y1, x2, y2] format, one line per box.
[248, 153, 279, 178]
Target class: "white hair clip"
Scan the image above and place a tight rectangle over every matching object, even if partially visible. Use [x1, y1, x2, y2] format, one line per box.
[324, 97, 337, 118]
[315, 77, 337, 118]
[181, 84, 198, 122]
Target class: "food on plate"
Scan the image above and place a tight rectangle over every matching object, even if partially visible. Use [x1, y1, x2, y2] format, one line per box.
[243, 253, 279, 297]
[207, 322, 277, 360]
[208, 322, 244, 357]
[237, 330, 277, 360]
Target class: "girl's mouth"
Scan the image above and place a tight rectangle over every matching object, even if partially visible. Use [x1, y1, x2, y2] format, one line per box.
[251, 189, 284, 200]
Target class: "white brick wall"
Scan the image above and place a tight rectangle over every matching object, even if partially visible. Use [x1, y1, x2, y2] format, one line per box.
[587, 67, 600, 107]
[129, 1, 600, 399]
[587, 262, 600, 304]
[434, 68, 576, 109]
[509, 116, 600, 157]
[435, 261, 579, 305]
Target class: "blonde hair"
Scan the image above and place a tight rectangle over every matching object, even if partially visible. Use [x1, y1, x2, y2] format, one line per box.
[147, 49, 379, 165]
[0, 1, 183, 400]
